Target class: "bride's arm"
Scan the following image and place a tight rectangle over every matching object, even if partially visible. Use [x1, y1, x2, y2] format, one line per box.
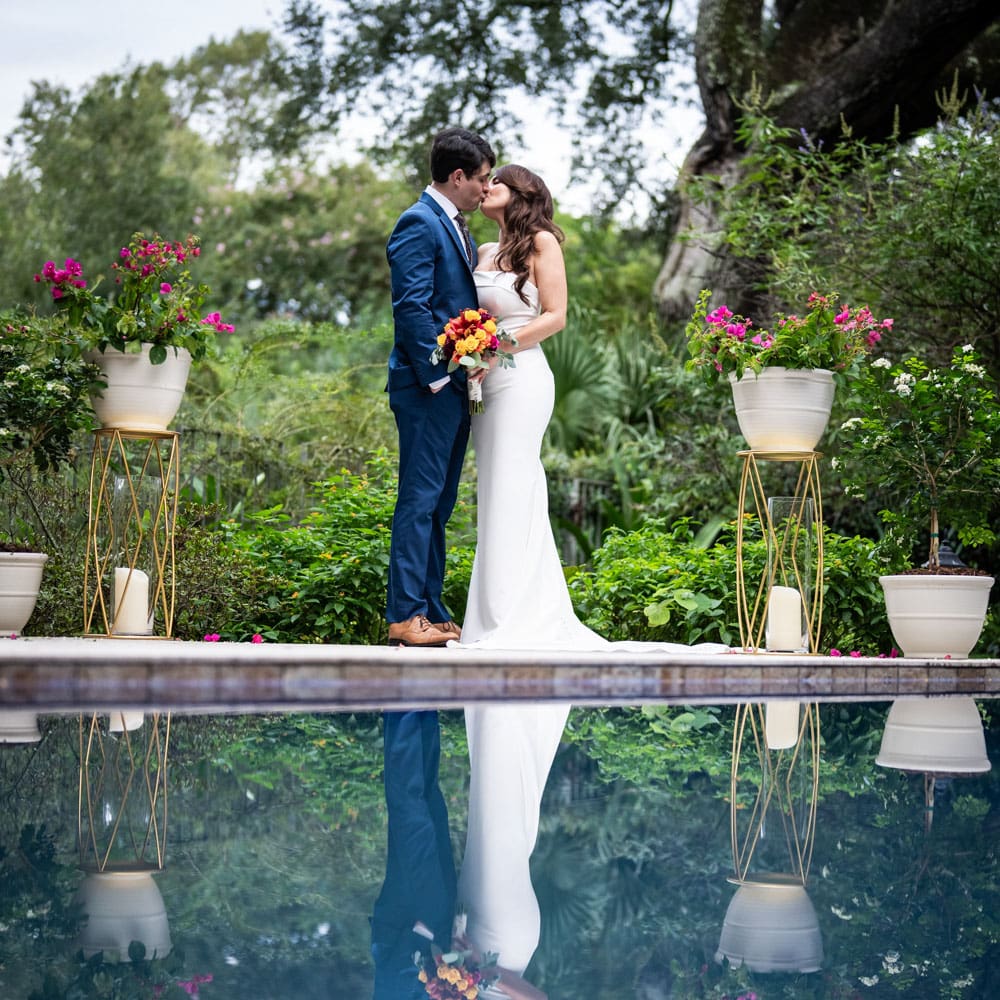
[507, 231, 567, 353]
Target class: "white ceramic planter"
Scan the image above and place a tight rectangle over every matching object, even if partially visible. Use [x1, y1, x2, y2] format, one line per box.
[0, 710, 42, 743]
[75, 870, 173, 961]
[716, 880, 823, 973]
[876, 696, 990, 774]
[85, 344, 192, 432]
[729, 367, 835, 452]
[879, 574, 994, 658]
[0, 551, 49, 636]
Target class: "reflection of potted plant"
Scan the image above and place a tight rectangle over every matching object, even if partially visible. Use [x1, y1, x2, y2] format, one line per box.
[839, 346, 999, 657]
[686, 290, 892, 451]
[34, 233, 234, 432]
[0, 312, 100, 635]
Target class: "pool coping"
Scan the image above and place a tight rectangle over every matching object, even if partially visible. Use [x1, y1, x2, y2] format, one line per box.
[2, 637, 999, 712]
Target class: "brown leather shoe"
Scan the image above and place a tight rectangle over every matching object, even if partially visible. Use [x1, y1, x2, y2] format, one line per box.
[388, 615, 451, 647]
[433, 620, 461, 640]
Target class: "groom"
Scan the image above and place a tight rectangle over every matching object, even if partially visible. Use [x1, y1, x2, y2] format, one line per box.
[384, 125, 495, 648]
[372, 127, 494, 1000]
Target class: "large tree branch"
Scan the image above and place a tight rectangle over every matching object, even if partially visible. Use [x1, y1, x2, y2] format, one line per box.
[773, 0, 1000, 140]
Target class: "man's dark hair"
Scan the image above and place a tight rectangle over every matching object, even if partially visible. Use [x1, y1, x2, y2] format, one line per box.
[430, 128, 495, 183]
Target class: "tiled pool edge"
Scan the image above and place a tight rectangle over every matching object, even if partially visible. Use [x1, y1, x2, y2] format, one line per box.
[2, 637, 998, 711]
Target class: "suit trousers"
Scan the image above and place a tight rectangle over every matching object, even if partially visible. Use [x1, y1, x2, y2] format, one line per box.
[386, 382, 469, 623]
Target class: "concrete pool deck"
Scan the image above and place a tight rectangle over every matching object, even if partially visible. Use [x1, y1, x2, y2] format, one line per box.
[2, 636, 999, 712]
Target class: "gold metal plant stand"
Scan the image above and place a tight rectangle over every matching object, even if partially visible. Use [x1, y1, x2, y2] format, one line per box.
[78, 711, 171, 873]
[729, 702, 820, 887]
[83, 429, 180, 638]
[735, 450, 824, 653]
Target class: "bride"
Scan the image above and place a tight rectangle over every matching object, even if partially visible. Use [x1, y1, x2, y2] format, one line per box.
[456, 165, 725, 993]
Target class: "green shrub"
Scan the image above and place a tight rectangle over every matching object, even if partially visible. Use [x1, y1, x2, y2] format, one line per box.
[222, 450, 477, 644]
[569, 517, 900, 654]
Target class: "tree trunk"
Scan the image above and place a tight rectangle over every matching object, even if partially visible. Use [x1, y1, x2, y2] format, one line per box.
[655, 0, 1000, 320]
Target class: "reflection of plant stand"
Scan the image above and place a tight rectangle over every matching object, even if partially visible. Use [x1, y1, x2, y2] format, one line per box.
[76, 712, 173, 959]
[735, 451, 824, 653]
[83, 430, 179, 638]
[729, 703, 820, 885]
[716, 703, 823, 973]
[78, 712, 170, 873]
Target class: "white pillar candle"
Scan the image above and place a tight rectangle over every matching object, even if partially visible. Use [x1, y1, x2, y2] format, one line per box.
[767, 585, 803, 651]
[765, 701, 800, 749]
[112, 568, 151, 635]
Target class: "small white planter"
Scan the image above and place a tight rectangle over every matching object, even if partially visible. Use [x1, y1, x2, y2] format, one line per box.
[85, 344, 192, 432]
[879, 574, 994, 658]
[0, 551, 49, 636]
[729, 367, 835, 452]
[876, 696, 990, 774]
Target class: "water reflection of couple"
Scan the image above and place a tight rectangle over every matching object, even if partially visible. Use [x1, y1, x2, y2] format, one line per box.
[373, 127, 722, 998]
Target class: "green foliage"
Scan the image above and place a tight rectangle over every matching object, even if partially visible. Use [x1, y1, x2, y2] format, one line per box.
[192, 161, 411, 326]
[275, 0, 681, 206]
[690, 96, 1000, 377]
[569, 518, 741, 647]
[839, 347, 1000, 570]
[0, 312, 100, 508]
[564, 705, 731, 792]
[221, 452, 477, 643]
[569, 517, 898, 655]
[2, 68, 221, 312]
[20, 484, 281, 640]
[214, 713, 386, 827]
[29, 945, 211, 1000]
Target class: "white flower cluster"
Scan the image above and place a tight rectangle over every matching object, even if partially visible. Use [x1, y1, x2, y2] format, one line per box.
[881, 950, 903, 975]
[893, 372, 915, 396]
[871, 357, 892, 368]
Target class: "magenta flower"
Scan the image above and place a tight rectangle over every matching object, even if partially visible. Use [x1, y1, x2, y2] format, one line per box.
[160, 282, 172, 294]
[251, 633, 264, 643]
[203, 633, 221, 642]
[830, 648, 842, 656]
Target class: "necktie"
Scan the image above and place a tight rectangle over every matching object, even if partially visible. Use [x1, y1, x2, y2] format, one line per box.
[454, 212, 473, 263]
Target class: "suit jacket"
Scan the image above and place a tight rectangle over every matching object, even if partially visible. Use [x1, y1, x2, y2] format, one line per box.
[386, 192, 478, 394]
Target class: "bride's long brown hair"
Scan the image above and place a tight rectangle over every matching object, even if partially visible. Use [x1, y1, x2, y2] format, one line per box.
[493, 165, 565, 303]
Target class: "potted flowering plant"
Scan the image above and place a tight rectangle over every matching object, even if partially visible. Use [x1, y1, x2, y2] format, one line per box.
[838, 345, 999, 657]
[34, 233, 233, 432]
[0, 311, 101, 634]
[686, 290, 892, 451]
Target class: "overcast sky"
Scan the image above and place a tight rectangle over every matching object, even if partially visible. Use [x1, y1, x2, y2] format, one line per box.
[1, 1, 702, 214]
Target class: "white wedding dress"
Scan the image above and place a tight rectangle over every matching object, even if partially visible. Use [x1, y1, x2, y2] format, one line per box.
[457, 271, 727, 982]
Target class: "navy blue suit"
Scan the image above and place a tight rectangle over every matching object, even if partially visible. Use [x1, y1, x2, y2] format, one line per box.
[372, 193, 474, 998]
[385, 192, 477, 625]
[371, 712, 457, 999]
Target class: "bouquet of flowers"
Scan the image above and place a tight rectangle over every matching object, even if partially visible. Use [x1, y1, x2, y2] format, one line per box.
[431, 307, 516, 414]
[414, 943, 499, 1000]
